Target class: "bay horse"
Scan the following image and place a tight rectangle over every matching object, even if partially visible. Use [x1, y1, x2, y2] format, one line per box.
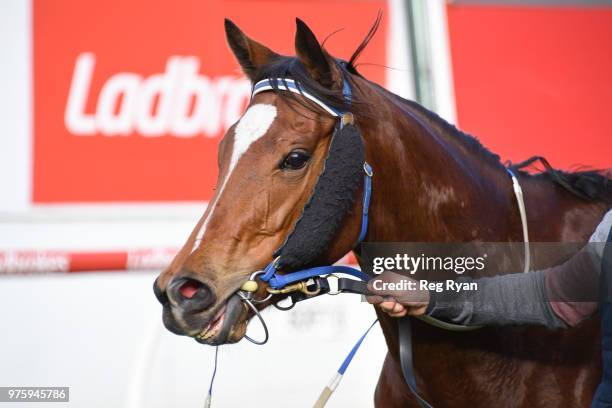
[153, 17, 612, 407]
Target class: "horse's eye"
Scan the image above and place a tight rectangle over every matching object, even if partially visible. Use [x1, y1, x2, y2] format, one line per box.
[281, 150, 310, 170]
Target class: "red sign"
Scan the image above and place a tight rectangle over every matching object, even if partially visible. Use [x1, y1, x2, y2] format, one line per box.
[447, 4, 612, 170]
[33, 0, 387, 203]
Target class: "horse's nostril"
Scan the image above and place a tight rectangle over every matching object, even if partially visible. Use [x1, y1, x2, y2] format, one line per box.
[179, 279, 202, 299]
[168, 277, 216, 313]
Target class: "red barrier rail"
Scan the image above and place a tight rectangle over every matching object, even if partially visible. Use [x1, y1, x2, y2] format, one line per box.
[0, 249, 357, 274]
[0, 248, 179, 274]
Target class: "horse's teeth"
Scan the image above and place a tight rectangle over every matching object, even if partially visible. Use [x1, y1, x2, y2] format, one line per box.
[197, 325, 217, 340]
[196, 323, 211, 339]
[196, 310, 225, 341]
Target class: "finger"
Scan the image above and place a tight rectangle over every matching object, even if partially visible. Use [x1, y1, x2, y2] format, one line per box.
[392, 302, 405, 314]
[406, 305, 427, 317]
[366, 295, 384, 304]
[389, 309, 408, 318]
[379, 300, 396, 312]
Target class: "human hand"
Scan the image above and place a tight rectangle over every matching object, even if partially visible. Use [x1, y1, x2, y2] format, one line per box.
[366, 271, 430, 317]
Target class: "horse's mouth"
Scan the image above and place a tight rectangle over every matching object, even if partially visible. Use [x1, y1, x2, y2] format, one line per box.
[193, 293, 250, 345]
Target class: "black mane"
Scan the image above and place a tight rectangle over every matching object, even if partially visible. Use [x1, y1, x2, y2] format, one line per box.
[394, 90, 612, 203]
[395, 91, 612, 203]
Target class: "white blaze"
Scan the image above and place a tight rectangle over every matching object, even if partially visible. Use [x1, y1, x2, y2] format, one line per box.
[229, 104, 277, 171]
[191, 104, 278, 252]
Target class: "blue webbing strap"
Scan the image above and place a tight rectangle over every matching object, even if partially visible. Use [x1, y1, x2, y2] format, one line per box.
[342, 74, 352, 107]
[338, 319, 378, 375]
[203, 346, 219, 408]
[261, 261, 279, 282]
[267, 265, 369, 289]
[358, 162, 373, 244]
[313, 319, 378, 407]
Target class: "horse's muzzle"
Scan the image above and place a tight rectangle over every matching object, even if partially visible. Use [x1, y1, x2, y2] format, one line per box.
[154, 276, 249, 344]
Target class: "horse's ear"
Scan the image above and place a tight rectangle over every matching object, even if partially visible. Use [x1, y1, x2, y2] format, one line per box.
[225, 19, 279, 81]
[295, 18, 341, 89]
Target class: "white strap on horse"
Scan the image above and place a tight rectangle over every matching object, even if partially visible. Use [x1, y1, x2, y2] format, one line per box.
[507, 168, 530, 273]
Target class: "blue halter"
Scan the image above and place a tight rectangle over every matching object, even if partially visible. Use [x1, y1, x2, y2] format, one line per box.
[250, 76, 373, 289]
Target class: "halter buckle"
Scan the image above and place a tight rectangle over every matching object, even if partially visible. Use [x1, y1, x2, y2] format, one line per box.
[266, 279, 321, 296]
[341, 112, 354, 127]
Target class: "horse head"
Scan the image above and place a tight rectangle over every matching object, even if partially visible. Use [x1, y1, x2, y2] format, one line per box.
[153, 19, 370, 345]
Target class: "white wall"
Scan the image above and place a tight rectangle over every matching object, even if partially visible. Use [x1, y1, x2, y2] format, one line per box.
[0, 272, 386, 408]
[0, 0, 31, 213]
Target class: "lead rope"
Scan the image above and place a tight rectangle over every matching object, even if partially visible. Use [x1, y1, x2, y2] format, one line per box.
[202, 293, 269, 406]
[203, 346, 219, 408]
[313, 319, 379, 408]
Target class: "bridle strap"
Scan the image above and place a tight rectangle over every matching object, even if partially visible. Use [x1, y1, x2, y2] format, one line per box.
[252, 78, 345, 117]
[265, 265, 369, 290]
[358, 162, 373, 243]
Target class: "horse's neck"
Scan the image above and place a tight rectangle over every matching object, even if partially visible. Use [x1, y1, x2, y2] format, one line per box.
[359, 87, 606, 244]
[360, 89, 521, 243]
